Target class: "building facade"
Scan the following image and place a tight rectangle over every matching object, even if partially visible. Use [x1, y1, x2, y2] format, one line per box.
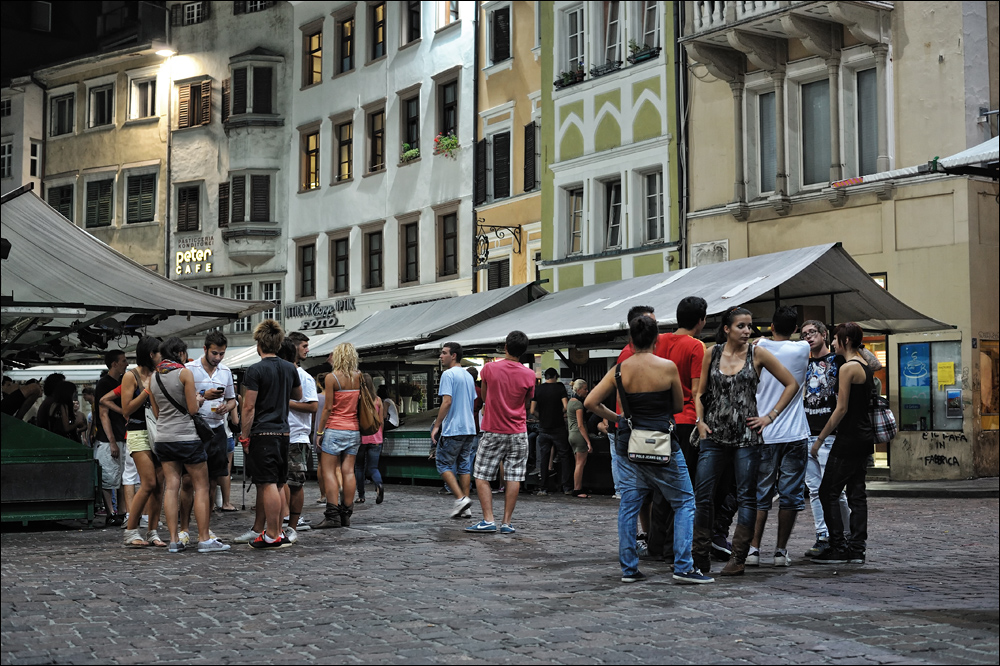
[681, 0, 999, 479]
[284, 0, 477, 335]
[0, 77, 44, 197]
[474, 0, 543, 291]
[538, 0, 682, 292]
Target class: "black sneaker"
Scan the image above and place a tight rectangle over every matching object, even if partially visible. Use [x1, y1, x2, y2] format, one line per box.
[248, 533, 293, 550]
[805, 538, 829, 558]
[621, 571, 647, 583]
[812, 547, 849, 564]
[846, 549, 866, 564]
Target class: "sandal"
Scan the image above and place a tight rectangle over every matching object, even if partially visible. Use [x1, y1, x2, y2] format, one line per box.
[123, 529, 148, 548]
[568, 489, 589, 498]
[145, 530, 167, 547]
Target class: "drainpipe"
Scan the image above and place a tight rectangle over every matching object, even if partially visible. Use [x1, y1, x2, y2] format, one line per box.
[164, 54, 172, 278]
[471, 1, 481, 293]
[674, 1, 687, 269]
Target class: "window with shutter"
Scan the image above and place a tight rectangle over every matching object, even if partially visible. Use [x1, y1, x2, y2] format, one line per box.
[177, 84, 190, 128]
[221, 78, 230, 122]
[126, 173, 156, 224]
[491, 7, 511, 63]
[86, 179, 114, 228]
[250, 174, 270, 221]
[523, 122, 537, 192]
[252, 67, 272, 114]
[474, 139, 487, 205]
[47, 185, 73, 221]
[231, 175, 246, 223]
[177, 185, 200, 232]
[171, 4, 182, 26]
[218, 182, 230, 227]
[233, 1, 247, 15]
[200, 80, 211, 125]
[487, 259, 510, 291]
[492, 131, 510, 200]
[232, 68, 247, 114]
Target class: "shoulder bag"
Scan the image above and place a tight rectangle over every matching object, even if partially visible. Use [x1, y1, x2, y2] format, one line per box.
[155, 372, 215, 444]
[355, 373, 383, 436]
[615, 363, 673, 466]
[870, 389, 897, 443]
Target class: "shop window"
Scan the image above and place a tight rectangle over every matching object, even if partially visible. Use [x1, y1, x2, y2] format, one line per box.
[980, 340, 999, 431]
[898, 340, 963, 431]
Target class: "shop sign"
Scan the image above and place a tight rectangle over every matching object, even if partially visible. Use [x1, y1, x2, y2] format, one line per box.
[285, 298, 357, 330]
[179, 236, 214, 249]
[175, 247, 213, 275]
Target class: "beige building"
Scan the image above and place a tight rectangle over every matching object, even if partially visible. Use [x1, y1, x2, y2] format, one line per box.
[474, 0, 543, 291]
[681, 0, 999, 480]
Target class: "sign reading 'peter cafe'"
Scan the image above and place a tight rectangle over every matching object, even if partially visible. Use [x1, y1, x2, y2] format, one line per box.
[176, 247, 213, 275]
[285, 298, 357, 330]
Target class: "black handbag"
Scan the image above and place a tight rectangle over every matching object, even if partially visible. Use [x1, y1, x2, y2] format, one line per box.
[155, 372, 215, 444]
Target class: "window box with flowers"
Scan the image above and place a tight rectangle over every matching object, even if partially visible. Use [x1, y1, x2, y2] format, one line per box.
[433, 132, 459, 157]
[400, 143, 421, 164]
[627, 40, 661, 65]
[554, 60, 587, 90]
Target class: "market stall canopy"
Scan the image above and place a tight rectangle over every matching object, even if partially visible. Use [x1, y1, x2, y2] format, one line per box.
[416, 244, 953, 354]
[1, 188, 272, 365]
[832, 136, 999, 188]
[222, 331, 344, 369]
[310, 282, 547, 359]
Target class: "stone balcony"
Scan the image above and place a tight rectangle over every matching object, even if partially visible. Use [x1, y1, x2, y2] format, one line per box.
[222, 219, 281, 267]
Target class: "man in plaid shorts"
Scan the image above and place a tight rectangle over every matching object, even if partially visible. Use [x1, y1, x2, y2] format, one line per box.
[466, 330, 536, 535]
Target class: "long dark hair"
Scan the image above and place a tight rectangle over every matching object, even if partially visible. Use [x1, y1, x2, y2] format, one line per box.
[835, 322, 864, 351]
[53, 380, 77, 407]
[135, 336, 162, 372]
[715, 307, 752, 344]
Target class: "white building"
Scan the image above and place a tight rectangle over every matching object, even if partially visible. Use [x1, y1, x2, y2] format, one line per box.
[0, 77, 44, 197]
[284, 0, 477, 335]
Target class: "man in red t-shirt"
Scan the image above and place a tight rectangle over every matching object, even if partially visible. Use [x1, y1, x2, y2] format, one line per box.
[465, 331, 535, 535]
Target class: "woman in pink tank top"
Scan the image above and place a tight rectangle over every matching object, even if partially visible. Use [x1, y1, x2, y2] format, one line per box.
[313, 343, 362, 529]
[356, 373, 388, 505]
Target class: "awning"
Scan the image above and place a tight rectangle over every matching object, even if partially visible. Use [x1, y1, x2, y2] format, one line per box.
[832, 136, 999, 188]
[1, 189, 271, 365]
[416, 244, 953, 354]
[311, 282, 548, 359]
[221, 331, 344, 369]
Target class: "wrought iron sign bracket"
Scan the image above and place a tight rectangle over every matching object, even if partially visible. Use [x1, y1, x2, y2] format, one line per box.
[475, 217, 522, 267]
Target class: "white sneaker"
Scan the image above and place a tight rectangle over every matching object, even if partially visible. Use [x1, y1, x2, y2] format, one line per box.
[774, 551, 791, 567]
[122, 513, 130, 529]
[178, 531, 190, 546]
[282, 527, 298, 543]
[451, 496, 472, 518]
[296, 518, 311, 531]
[612, 493, 622, 500]
[745, 550, 760, 567]
[459, 508, 472, 519]
[233, 529, 259, 544]
[139, 515, 149, 529]
[197, 538, 231, 553]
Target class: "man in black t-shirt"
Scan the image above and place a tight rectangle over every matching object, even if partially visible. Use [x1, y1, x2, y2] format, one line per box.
[93, 350, 129, 525]
[240, 320, 302, 549]
[530, 368, 573, 494]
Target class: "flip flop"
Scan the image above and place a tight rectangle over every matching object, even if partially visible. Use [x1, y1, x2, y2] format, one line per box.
[220, 507, 238, 512]
[568, 489, 589, 498]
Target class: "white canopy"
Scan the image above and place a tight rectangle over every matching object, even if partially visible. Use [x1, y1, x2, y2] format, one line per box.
[832, 137, 999, 188]
[1, 189, 271, 365]
[221, 331, 344, 369]
[311, 282, 547, 358]
[416, 244, 952, 353]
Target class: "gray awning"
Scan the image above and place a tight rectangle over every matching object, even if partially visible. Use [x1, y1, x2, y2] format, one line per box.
[311, 282, 548, 359]
[1, 189, 271, 365]
[416, 244, 952, 353]
[832, 136, 999, 188]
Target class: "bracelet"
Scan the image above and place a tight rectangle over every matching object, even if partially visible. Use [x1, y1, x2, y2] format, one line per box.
[316, 430, 325, 436]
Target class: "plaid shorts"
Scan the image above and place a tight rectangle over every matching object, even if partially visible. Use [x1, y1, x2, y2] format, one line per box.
[473, 431, 529, 482]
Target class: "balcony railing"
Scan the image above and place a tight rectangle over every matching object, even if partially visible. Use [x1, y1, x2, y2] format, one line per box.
[690, 1, 894, 35]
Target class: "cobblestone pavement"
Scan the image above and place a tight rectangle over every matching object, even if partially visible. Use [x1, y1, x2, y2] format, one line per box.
[2, 483, 997, 665]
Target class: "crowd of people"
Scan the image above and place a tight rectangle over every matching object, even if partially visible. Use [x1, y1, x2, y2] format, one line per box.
[2, 302, 880, 581]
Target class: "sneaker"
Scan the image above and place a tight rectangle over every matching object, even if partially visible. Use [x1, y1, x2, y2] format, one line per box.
[139, 515, 149, 529]
[636, 531, 648, 543]
[282, 527, 298, 543]
[499, 523, 516, 535]
[636, 541, 650, 558]
[298, 517, 311, 525]
[621, 571, 647, 583]
[711, 534, 733, 557]
[805, 537, 829, 558]
[197, 538, 231, 553]
[465, 520, 497, 533]
[812, 547, 849, 564]
[248, 533, 293, 549]
[774, 551, 791, 567]
[846, 549, 866, 564]
[612, 493, 622, 500]
[167, 541, 185, 553]
[315, 496, 327, 504]
[121, 513, 130, 529]
[451, 496, 472, 518]
[233, 529, 260, 544]
[745, 549, 760, 567]
[458, 507, 472, 519]
[177, 531, 191, 546]
[535, 489, 548, 496]
[438, 485, 451, 495]
[282, 516, 290, 524]
[296, 518, 312, 532]
[673, 569, 715, 584]
[492, 487, 505, 494]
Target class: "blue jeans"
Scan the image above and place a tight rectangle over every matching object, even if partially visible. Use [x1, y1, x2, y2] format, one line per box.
[694, 439, 760, 533]
[616, 424, 695, 576]
[354, 444, 383, 499]
[756, 439, 807, 511]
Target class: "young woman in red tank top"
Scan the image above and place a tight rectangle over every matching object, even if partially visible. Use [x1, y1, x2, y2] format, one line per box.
[313, 343, 362, 529]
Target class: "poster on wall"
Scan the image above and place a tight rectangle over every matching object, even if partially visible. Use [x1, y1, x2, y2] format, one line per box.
[899, 342, 931, 430]
[946, 389, 962, 418]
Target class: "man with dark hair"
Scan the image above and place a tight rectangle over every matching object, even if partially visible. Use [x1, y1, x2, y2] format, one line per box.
[94, 349, 129, 525]
[747, 306, 809, 567]
[432, 341, 478, 519]
[530, 367, 572, 495]
[467, 331, 535, 534]
[281, 332, 318, 541]
[626, 305, 655, 326]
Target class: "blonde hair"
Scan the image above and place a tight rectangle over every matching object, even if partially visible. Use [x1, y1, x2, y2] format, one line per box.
[330, 342, 359, 375]
[572, 378, 588, 393]
[254, 319, 284, 355]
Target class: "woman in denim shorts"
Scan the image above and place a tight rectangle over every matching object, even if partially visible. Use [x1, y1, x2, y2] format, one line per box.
[313, 343, 362, 529]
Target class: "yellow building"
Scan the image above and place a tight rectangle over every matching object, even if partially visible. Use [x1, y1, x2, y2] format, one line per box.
[681, 0, 999, 480]
[474, 1, 544, 290]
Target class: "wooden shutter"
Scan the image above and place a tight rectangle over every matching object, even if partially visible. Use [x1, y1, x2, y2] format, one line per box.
[138, 175, 154, 222]
[201, 1, 211, 19]
[171, 4, 182, 25]
[487, 260, 510, 290]
[177, 84, 191, 128]
[178, 187, 199, 231]
[250, 174, 269, 221]
[127, 177, 139, 223]
[492, 132, 510, 199]
[474, 139, 487, 205]
[234, 1, 247, 15]
[221, 78, 230, 122]
[86, 181, 99, 226]
[523, 121, 536, 192]
[252, 67, 272, 114]
[232, 68, 247, 115]
[48, 186, 72, 220]
[218, 182, 230, 227]
[97, 181, 112, 226]
[493, 8, 511, 62]
[200, 80, 211, 125]
[231, 175, 245, 223]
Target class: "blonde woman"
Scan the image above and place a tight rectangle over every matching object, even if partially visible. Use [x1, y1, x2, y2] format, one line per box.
[313, 343, 362, 529]
[566, 379, 593, 498]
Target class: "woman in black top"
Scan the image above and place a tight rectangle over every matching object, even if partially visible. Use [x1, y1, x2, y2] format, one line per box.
[812, 322, 874, 564]
[41, 379, 86, 441]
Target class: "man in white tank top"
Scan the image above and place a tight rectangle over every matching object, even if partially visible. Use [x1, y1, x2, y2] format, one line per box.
[748, 307, 809, 568]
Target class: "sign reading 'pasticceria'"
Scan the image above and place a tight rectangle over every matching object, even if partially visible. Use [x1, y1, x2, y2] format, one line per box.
[285, 298, 357, 330]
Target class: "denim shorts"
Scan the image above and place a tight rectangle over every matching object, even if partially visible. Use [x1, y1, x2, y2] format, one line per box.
[226, 437, 235, 453]
[321, 429, 360, 457]
[756, 438, 807, 511]
[435, 434, 476, 476]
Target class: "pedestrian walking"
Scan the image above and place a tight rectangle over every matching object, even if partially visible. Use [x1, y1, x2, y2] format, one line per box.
[691, 307, 798, 576]
[566, 379, 592, 498]
[313, 343, 361, 530]
[431, 342, 478, 519]
[812, 322, 875, 565]
[355, 373, 386, 505]
[93, 350, 129, 526]
[585, 314, 713, 585]
[529, 367, 572, 495]
[466, 331, 535, 535]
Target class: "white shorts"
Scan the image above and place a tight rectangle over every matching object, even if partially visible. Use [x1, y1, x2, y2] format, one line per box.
[122, 444, 140, 486]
